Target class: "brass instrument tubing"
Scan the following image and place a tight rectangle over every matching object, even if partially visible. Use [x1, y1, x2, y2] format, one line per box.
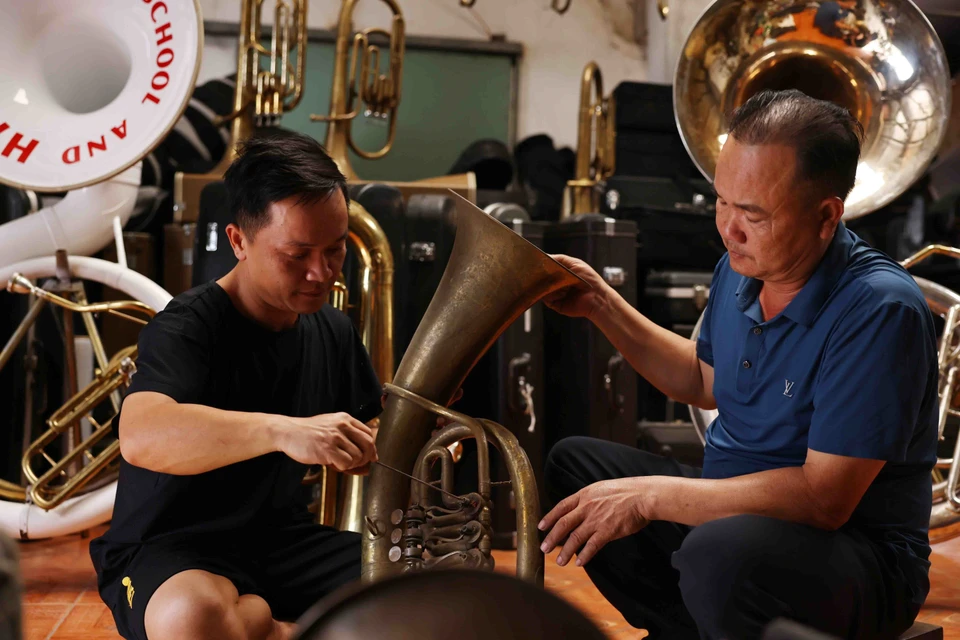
[0, 297, 46, 372]
[374, 460, 466, 505]
[900, 245, 960, 270]
[75, 287, 122, 414]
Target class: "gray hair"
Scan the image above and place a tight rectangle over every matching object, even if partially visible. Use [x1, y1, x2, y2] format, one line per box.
[728, 89, 864, 201]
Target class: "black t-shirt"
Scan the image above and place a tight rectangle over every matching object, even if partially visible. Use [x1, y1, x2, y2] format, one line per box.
[101, 281, 382, 545]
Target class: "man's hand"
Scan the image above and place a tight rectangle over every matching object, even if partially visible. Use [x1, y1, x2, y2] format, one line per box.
[276, 412, 377, 472]
[542, 254, 611, 320]
[538, 478, 651, 567]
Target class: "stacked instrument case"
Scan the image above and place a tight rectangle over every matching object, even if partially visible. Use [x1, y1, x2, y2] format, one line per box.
[191, 181, 237, 287]
[542, 214, 639, 455]
[637, 269, 713, 468]
[600, 174, 717, 468]
[601, 82, 723, 466]
[611, 82, 700, 181]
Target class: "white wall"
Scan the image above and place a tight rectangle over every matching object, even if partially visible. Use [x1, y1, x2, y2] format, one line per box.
[194, 0, 680, 149]
[644, 0, 713, 84]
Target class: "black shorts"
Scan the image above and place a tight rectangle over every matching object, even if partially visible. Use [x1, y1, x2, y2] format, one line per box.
[89, 523, 360, 640]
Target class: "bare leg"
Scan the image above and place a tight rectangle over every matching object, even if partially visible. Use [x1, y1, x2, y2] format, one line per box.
[145, 569, 282, 640]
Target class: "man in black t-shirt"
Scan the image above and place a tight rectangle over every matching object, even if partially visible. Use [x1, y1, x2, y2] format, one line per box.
[90, 131, 382, 640]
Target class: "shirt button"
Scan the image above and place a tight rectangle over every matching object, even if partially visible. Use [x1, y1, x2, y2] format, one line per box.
[742, 360, 751, 369]
[753, 327, 762, 335]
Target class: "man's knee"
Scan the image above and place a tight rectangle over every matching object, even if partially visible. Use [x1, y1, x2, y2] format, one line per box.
[145, 570, 258, 640]
[543, 436, 595, 503]
[674, 514, 785, 584]
[673, 516, 797, 633]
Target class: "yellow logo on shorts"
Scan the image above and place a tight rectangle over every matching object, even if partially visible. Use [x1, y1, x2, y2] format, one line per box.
[121, 576, 135, 609]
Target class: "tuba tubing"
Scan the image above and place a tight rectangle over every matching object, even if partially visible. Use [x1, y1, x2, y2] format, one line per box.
[347, 201, 395, 385]
[322, 202, 395, 534]
[566, 61, 615, 218]
[361, 192, 583, 583]
[0, 256, 171, 540]
[0, 164, 141, 268]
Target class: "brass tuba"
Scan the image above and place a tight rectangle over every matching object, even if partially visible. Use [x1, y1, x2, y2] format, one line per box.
[361, 192, 583, 585]
[174, 0, 308, 223]
[0, 254, 172, 539]
[312, 201, 395, 533]
[674, 0, 950, 220]
[677, 0, 955, 535]
[0, 0, 198, 538]
[311, 0, 405, 181]
[564, 61, 616, 218]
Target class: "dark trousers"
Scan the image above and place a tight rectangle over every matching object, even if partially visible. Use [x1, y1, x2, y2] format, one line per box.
[543, 437, 922, 640]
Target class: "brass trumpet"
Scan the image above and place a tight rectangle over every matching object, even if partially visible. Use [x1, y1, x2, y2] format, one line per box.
[564, 62, 615, 218]
[4, 274, 156, 510]
[174, 0, 308, 223]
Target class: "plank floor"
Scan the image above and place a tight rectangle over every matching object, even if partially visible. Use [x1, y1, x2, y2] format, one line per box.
[15, 525, 960, 639]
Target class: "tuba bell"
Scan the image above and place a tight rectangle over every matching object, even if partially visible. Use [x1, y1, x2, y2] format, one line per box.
[677, 0, 955, 536]
[564, 61, 616, 218]
[674, 0, 951, 221]
[0, 0, 203, 266]
[361, 192, 584, 585]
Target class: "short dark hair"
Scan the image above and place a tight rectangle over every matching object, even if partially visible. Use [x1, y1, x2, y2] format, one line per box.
[728, 89, 864, 201]
[223, 129, 349, 237]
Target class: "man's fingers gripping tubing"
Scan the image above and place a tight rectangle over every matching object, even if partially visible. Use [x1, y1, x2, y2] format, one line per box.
[342, 415, 378, 464]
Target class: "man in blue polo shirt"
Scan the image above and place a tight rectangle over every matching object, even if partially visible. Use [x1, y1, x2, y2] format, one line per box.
[539, 88, 939, 640]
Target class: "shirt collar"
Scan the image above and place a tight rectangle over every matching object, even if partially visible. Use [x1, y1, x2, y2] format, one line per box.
[734, 223, 854, 327]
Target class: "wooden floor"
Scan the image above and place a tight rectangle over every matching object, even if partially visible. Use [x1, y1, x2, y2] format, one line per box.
[15, 525, 960, 639]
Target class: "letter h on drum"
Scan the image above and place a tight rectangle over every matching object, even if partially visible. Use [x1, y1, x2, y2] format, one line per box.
[0, 123, 40, 165]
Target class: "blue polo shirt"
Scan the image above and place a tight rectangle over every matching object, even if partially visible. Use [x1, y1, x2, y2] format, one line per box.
[696, 223, 938, 604]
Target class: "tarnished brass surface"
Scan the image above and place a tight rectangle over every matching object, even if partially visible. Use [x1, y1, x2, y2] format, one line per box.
[362, 192, 584, 584]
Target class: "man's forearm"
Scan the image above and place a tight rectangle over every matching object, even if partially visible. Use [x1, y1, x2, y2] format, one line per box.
[643, 466, 843, 530]
[120, 400, 284, 475]
[591, 290, 712, 408]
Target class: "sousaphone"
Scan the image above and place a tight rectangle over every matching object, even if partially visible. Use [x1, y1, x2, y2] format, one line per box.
[0, 0, 202, 538]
